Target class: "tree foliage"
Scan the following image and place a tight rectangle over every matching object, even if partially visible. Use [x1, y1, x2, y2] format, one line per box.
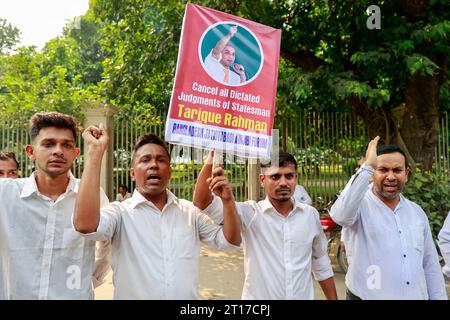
[404, 169, 450, 240]
[0, 14, 103, 122]
[0, 18, 20, 53]
[0, 1, 448, 167]
[91, 0, 185, 120]
[84, 0, 449, 167]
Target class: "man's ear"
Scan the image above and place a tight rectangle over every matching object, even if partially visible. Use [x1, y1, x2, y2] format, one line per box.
[130, 167, 136, 182]
[75, 147, 81, 157]
[25, 145, 35, 161]
[259, 174, 265, 187]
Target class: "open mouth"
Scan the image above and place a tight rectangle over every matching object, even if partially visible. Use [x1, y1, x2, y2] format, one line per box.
[146, 174, 161, 183]
[383, 183, 398, 192]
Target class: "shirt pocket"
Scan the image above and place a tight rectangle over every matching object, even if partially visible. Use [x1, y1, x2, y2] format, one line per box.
[174, 226, 197, 259]
[62, 228, 86, 260]
[410, 224, 425, 253]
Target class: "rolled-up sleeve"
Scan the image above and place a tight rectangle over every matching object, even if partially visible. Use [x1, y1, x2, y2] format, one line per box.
[197, 211, 240, 250]
[201, 195, 224, 224]
[330, 166, 373, 227]
[73, 203, 122, 242]
[311, 213, 334, 281]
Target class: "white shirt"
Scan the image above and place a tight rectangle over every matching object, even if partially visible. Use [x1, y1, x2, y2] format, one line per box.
[293, 185, 312, 205]
[204, 51, 241, 85]
[0, 172, 110, 299]
[204, 196, 333, 300]
[438, 211, 450, 277]
[115, 192, 131, 202]
[330, 166, 447, 300]
[76, 189, 237, 300]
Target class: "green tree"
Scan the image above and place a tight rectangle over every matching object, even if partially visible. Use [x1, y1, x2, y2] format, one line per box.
[205, 0, 449, 170]
[0, 11, 107, 121]
[0, 45, 85, 121]
[63, 12, 105, 85]
[91, 0, 184, 120]
[0, 18, 20, 52]
[89, 0, 449, 169]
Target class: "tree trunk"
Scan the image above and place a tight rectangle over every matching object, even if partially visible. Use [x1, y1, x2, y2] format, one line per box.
[350, 73, 441, 171]
[400, 74, 440, 170]
[351, 97, 416, 170]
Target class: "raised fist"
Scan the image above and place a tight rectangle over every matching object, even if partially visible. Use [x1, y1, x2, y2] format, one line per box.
[229, 25, 238, 37]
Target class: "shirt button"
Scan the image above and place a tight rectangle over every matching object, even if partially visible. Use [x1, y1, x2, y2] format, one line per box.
[406, 281, 410, 285]
[403, 254, 406, 258]
[399, 230, 402, 234]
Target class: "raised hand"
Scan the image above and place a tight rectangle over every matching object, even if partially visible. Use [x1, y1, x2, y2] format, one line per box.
[82, 123, 109, 154]
[365, 136, 380, 169]
[207, 167, 234, 201]
[229, 25, 237, 37]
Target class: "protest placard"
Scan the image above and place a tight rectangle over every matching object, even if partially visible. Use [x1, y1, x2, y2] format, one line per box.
[165, 3, 281, 158]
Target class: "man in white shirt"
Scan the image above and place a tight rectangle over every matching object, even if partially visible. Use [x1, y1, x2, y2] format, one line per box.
[204, 25, 246, 85]
[115, 184, 131, 202]
[0, 112, 110, 299]
[330, 136, 447, 300]
[73, 128, 241, 299]
[438, 211, 450, 278]
[0, 151, 19, 178]
[194, 151, 337, 300]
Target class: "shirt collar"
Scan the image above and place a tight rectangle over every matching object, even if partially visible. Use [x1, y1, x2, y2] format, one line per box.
[128, 189, 179, 210]
[260, 196, 303, 215]
[368, 187, 405, 211]
[20, 171, 78, 198]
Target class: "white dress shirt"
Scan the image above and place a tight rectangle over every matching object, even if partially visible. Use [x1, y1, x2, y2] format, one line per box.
[0, 172, 109, 299]
[76, 189, 237, 300]
[204, 51, 241, 85]
[438, 211, 450, 278]
[204, 196, 333, 300]
[330, 165, 447, 300]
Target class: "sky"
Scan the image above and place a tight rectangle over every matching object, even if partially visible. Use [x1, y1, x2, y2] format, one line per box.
[0, 0, 89, 50]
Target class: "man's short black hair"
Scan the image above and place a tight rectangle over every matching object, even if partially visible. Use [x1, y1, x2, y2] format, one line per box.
[261, 151, 298, 171]
[119, 184, 128, 191]
[0, 151, 19, 169]
[376, 144, 409, 169]
[131, 134, 170, 164]
[29, 112, 80, 142]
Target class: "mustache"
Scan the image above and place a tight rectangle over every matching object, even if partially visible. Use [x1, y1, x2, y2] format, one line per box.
[275, 187, 291, 193]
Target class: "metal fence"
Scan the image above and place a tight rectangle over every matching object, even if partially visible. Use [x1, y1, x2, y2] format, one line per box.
[1, 110, 449, 205]
[278, 110, 371, 206]
[111, 111, 249, 202]
[436, 112, 450, 175]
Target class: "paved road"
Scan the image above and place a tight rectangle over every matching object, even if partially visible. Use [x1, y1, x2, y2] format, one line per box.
[95, 244, 450, 300]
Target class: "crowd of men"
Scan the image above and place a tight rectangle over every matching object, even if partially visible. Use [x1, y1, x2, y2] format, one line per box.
[0, 111, 449, 300]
